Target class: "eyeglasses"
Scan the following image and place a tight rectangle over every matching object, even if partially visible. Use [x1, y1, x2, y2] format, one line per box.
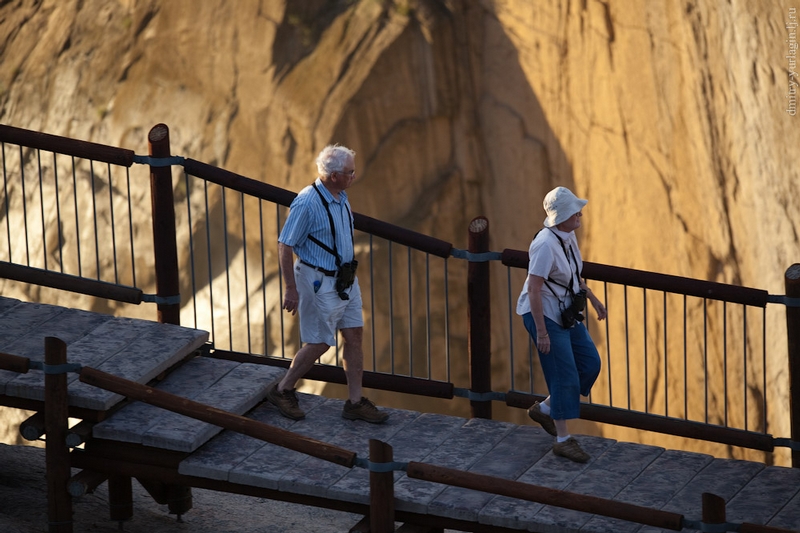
[337, 169, 356, 177]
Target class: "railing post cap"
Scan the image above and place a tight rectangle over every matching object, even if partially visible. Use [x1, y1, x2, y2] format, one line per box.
[786, 264, 800, 280]
[148, 124, 169, 143]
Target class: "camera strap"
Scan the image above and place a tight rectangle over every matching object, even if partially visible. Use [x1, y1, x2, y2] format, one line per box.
[307, 182, 354, 269]
[541, 229, 580, 306]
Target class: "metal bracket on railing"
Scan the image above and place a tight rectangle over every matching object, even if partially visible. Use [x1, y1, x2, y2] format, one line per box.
[453, 388, 507, 402]
[29, 361, 83, 375]
[354, 457, 408, 472]
[450, 249, 503, 262]
[142, 294, 181, 305]
[773, 437, 800, 451]
[132, 155, 186, 167]
[767, 294, 800, 307]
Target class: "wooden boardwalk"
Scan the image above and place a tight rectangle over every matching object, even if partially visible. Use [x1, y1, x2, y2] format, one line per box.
[1, 295, 799, 532]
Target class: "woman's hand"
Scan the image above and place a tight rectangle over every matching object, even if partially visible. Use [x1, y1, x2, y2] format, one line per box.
[589, 293, 607, 321]
[536, 332, 551, 354]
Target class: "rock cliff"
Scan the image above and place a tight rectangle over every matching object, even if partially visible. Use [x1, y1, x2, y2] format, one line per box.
[1, 0, 798, 463]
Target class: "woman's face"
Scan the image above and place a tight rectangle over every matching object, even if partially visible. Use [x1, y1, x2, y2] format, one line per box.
[556, 211, 583, 232]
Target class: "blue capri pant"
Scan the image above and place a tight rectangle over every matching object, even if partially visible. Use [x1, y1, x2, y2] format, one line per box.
[522, 313, 601, 421]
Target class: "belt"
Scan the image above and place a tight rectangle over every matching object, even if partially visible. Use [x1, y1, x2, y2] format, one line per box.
[300, 260, 337, 277]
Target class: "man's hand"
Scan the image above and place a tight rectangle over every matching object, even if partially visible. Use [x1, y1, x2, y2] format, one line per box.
[283, 287, 299, 315]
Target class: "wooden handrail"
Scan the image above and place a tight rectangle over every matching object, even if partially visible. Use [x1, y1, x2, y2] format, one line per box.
[77, 366, 357, 468]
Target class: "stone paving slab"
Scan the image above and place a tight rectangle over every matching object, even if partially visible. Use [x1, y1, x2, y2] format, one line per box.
[583, 449, 714, 532]
[532, 440, 664, 532]
[178, 396, 316, 481]
[725, 465, 800, 528]
[636, 457, 764, 533]
[477, 434, 616, 530]
[0, 296, 209, 411]
[392, 417, 516, 514]
[327, 412, 467, 505]
[139, 362, 278, 452]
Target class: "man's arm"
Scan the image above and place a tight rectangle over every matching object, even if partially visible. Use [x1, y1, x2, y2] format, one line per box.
[279, 243, 299, 315]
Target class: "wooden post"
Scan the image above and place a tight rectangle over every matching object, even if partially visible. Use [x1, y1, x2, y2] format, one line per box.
[786, 264, 800, 468]
[44, 336, 72, 533]
[108, 475, 133, 525]
[369, 439, 395, 533]
[468, 216, 492, 419]
[701, 492, 726, 529]
[148, 123, 181, 326]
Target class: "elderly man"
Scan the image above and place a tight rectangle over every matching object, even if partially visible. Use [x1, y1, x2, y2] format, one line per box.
[268, 144, 388, 424]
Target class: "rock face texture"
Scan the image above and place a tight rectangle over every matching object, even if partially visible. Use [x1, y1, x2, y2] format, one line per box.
[1, 0, 798, 463]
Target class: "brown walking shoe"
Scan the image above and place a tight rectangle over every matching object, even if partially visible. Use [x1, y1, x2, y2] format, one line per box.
[342, 397, 389, 424]
[266, 380, 305, 420]
[553, 437, 590, 463]
[527, 401, 557, 436]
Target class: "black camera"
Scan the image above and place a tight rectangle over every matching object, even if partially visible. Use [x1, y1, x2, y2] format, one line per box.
[561, 289, 587, 328]
[335, 260, 358, 300]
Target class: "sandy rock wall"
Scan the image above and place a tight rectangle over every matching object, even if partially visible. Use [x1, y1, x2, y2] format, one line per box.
[1, 0, 797, 462]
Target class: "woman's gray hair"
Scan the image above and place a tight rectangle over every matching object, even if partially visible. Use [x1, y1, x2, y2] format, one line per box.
[316, 144, 356, 177]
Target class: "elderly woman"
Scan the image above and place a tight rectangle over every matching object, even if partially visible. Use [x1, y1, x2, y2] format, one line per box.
[516, 186, 607, 463]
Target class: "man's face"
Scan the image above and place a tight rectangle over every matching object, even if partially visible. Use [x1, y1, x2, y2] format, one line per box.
[335, 156, 356, 189]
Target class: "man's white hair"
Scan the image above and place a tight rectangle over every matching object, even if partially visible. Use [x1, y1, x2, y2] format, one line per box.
[316, 144, 356, 176]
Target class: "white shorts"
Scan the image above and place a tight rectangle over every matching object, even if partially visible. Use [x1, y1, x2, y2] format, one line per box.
[294, 260, 363, 346]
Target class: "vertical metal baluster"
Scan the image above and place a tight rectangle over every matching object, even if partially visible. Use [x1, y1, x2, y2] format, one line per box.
[126, 167, 136, 287]
[37, 149, 47, 270]
[19, 146, 30, 265]
[258, 200, 268, 356]
[71, 156, 82, 277]
[107, 163, 119, 284]
[624, 285, 631, 410]
[203, 180, 216, 345]
[507, 267, 516, 392]
[743, 306, 748, 431]
[664, 291, 668, 417]
[89, 160, 100, 280]
[184, 170, 198, 329]
[605, 282, 612, 406]
[221, 187, 233, 350]
[52, 153, 63, 272]
[683, 295, 688, 420]
[407, 247, 413, 377]
[426, 253, 432, 380]
[762, 308, 767, 433]
[444, 258, 451, 383]
[703, 298, 709, 424]
[389, 241, 395, 374]
[275, 204, 288, 358]
[1, 143, 10, 262]
[644, 288, 648, 413]
[240, 191, 251, 353]
[369, 234, 376, 371]
[723, 301, 728, 427]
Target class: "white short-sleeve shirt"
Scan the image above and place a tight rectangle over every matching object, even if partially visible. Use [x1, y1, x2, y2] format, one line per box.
[515, 227, 583, 326]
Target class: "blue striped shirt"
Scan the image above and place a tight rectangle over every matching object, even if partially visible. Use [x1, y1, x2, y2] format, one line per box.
[278, 178, 355, 271]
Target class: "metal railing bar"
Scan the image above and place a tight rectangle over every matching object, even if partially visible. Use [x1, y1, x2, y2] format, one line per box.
[369, 234, 376, 371]
[762, 310, 767, 434]
[723, 301, 728, 427]
[643, 288, 648, 413]
[203, 179, 216, 343]
[704, 298, 709, 424]
[663, 291, 668, 416]
[426, 252, 432, 380]
[444, 258, 451, 383]
[389, 241, 395, 374]
[182, 159, 453, 258]
[507, 267, 516, 391]
[502, 250, 770, 306]
[0, 124, 135, 167]
[407, 246, 413, 377]
[258, 200, 268, 356]
[222, 188, 233, 350]
[624, 285, 631, 410]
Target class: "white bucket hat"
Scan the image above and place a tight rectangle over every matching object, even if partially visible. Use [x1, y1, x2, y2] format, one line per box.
[543, 186, 588, 227]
